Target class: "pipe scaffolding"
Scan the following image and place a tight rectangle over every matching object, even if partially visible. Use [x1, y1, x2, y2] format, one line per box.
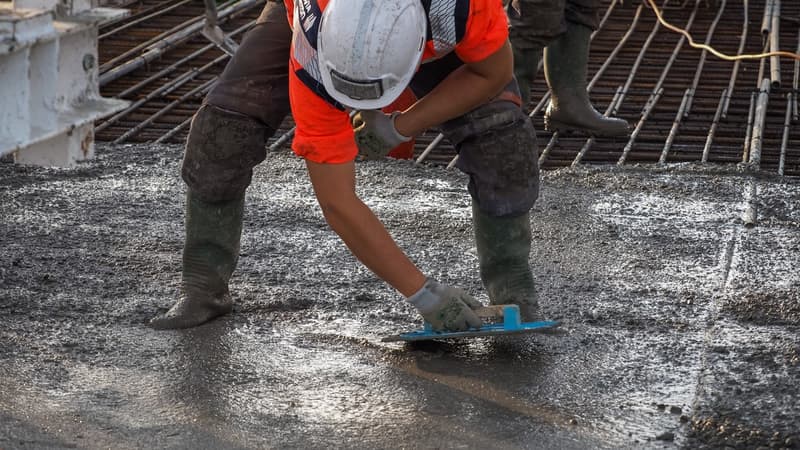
[742, 179, 758, 227]
[721, 0, 748, 119]
[769, 0, 781, 89]
[748, 78, 772, 168]
[778, 93, 792, 176]
[701, 88, 727, 163]
[742, 92, 756, 163]
[760, 0, 774, 36]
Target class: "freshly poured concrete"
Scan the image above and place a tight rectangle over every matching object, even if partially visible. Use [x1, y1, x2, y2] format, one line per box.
[1, 144, 798, 449]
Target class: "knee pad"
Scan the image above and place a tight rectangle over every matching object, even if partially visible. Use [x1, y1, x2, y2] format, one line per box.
[450, 104, 541, 217]
[181, 105, 272, 203]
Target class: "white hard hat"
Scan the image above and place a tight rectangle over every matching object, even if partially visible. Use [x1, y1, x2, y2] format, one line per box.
[317, 0, 427, 110]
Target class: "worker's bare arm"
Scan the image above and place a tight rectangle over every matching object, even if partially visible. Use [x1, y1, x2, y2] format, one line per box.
[394, 39, 514, 137]
[304, 159, 426, 297]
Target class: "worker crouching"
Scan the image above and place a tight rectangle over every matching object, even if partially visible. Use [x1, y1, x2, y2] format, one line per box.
[150, 0, 542, 331]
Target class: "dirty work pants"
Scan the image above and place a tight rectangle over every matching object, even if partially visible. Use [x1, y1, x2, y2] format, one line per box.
[182, 0, 291, 202]
[507, 0, 600, 49]
[410, 54, 540, 217]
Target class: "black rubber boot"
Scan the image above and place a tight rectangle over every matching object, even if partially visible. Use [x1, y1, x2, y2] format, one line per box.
[149, 191, 244, 329]
[513, 45, 542, 111]
[544, 22, 630, 137]
[472, 202, 539, 322]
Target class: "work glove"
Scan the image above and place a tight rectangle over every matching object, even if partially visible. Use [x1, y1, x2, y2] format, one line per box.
[406, 279, 483, 332]
[352, 110, 411, 160]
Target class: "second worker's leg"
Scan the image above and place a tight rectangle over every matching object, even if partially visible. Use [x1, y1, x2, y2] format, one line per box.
[507, 0, 564, 110]
[512, 45, 542, 110]
[543, 20, 629, 136]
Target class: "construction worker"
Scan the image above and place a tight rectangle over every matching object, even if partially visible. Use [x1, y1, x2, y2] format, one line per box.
[508, 0, 630, 136]
[150, 0, 540, 330]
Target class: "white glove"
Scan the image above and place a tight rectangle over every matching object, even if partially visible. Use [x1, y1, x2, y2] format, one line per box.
[407, 279, 483, 331]
[352, 110, 411, 160]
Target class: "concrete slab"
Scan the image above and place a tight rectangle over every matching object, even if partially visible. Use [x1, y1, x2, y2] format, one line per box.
[0, 144, 798, 449]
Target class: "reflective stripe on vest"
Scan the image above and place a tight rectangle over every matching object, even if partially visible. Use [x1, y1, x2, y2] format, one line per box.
[428, 0, 458, 55]
[292, 0, 322, 84]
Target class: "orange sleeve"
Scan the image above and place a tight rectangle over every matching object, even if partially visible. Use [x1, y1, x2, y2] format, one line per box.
[288, 61, 358, 164]
[454, 0, 509, 63]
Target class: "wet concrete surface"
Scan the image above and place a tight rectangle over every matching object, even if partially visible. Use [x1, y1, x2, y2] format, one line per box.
[1, 143, 798, 449]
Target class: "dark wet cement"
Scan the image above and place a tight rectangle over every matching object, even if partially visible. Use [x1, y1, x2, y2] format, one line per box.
[1, 144, 798, 449]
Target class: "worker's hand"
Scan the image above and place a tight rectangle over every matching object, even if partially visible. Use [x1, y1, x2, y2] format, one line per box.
[406, 279, 483, 332]
[352, 110, 411, 160]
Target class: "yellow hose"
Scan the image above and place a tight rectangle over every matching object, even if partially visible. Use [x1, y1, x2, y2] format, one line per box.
[645, 0, 800, 61]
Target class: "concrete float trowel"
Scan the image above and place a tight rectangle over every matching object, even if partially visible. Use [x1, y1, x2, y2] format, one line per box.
[382, 304, 560, 342]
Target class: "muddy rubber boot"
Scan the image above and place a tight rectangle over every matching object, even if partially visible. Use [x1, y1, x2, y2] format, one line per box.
[472, 202, 540, 322]
[513, 45, 542, 111]
[149, 191, 244, 329]
[543, 22, 630, 137]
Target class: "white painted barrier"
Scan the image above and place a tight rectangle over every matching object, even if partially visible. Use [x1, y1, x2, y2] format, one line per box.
[0, 0, 129, 166]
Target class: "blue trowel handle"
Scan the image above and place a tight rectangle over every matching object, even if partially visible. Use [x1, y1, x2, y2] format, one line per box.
[477, 305, 523, 330]
[423, 304, 522, 331]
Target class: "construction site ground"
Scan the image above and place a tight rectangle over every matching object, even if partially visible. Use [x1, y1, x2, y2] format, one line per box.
[1, 143, 798, 449]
